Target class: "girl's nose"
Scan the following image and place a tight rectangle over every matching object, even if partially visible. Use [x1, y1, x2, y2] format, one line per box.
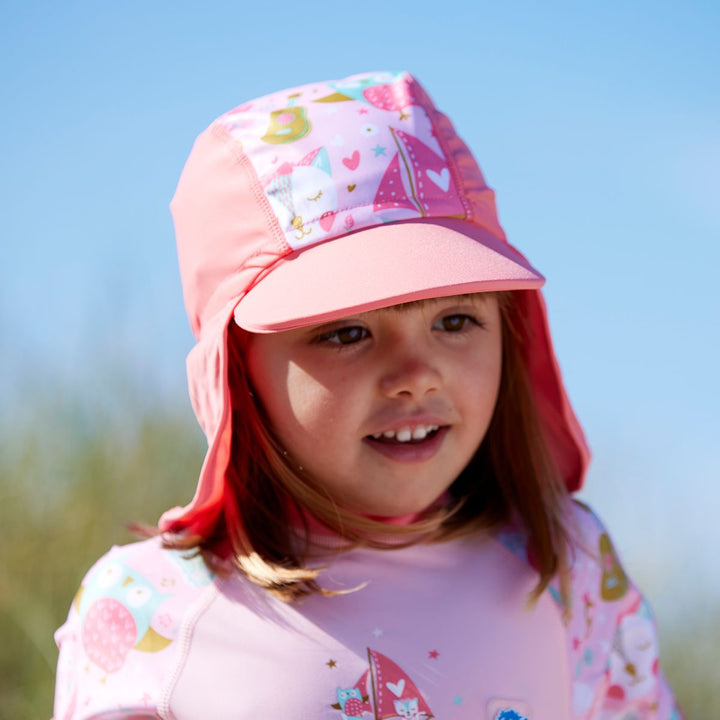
[379, 354, 442, 399]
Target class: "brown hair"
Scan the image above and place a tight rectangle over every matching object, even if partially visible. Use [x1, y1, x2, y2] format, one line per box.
[165, 291, 572, 606]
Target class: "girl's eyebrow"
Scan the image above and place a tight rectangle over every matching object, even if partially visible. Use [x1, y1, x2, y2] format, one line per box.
[375, 293, 492, 314]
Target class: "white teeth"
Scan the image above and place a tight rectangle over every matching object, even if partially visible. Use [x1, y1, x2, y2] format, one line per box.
[396, 428, 412, 442]
[371, 425, 440, 442]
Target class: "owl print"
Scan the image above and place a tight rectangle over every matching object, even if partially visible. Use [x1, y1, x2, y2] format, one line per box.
[333, 686, 371, 719]
[75, 558, 172, 674]
[166, 548, 214, 587]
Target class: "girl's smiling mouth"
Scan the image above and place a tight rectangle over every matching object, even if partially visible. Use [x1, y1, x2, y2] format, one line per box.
[363, 426, 449, 463]
[368, 425, 442, 443]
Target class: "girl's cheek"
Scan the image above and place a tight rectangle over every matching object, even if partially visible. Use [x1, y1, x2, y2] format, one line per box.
[281, 369, 341, 432]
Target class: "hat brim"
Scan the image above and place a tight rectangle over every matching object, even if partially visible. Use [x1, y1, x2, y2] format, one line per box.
[233, 218, 544, 333]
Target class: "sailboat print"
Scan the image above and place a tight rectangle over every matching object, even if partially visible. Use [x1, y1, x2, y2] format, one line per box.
[373, 127, 463, 221]
[331, 648, 434, 719]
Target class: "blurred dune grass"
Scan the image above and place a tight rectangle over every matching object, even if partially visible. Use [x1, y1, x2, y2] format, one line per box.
[0, 391, 204, 718]
[0, 391, 717, 718]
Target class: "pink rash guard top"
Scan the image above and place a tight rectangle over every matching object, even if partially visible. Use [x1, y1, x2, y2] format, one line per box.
[53, 504, 681, 719]
[53, 72, 682, 719]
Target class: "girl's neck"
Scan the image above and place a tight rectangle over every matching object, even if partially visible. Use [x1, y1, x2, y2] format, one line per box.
[362, 511, 426, 526]
[287, 494, 454, 556]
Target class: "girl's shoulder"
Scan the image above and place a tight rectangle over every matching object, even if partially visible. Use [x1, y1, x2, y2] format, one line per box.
[496, 501, 681, 718]
[75, 536, 216, 598]
[53, 538, 215, 719]
[495, 499, 628, 574]
[563, 499, 637, 606]
[566, 498, 621, 547]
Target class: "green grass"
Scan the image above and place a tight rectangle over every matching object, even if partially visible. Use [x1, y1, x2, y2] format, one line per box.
[1, 395, 717, 718]
[0, 396, 204, 719]
[662, 609, 720, 718]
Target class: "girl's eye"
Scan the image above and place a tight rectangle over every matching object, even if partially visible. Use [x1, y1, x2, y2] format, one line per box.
[315, 325, 369, 345]
[434, 314, 478, 332]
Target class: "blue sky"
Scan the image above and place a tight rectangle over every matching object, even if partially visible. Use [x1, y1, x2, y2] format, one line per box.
[2, 1, 718, 618]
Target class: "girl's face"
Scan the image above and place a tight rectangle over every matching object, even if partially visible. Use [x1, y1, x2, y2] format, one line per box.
[244, 294, 503, 517]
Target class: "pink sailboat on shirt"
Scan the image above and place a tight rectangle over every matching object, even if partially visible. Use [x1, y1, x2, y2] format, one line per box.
[332, 648, 435, 720]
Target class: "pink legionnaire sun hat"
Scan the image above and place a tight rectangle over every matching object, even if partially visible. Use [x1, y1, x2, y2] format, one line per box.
[160, 71, 590, 537]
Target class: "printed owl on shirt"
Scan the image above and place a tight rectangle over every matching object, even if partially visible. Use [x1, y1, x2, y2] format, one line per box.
[73, 557, 172, 675]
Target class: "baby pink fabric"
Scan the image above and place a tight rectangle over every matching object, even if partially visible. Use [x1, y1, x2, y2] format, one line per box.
[53, 504, 681, 719]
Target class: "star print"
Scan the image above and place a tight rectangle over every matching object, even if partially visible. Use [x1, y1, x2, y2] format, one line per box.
[399, 110, 410, 120]
[372, 145, 386, 157]
[358, 108, 369, 115]
[372, 628, 384, 638]
[428, 649, 439, 659]
[327, 659, 338, 668]
[453, 696, 463, 705]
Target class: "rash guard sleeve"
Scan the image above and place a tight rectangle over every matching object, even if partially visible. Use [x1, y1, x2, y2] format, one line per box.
[564, 502, 684, 720]
[52, 539, 213, 720]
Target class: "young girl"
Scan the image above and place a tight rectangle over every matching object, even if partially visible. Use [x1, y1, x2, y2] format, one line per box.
[53, 71, 682, 720]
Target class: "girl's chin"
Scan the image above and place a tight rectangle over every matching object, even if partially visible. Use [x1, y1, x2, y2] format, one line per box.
[349, 491, 452, 524]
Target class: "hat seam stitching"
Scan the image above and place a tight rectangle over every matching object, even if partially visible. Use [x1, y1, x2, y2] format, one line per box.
[205, 123, 294, 294]
[272, 196, 468, 233]
[210, 122, 291, 260]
